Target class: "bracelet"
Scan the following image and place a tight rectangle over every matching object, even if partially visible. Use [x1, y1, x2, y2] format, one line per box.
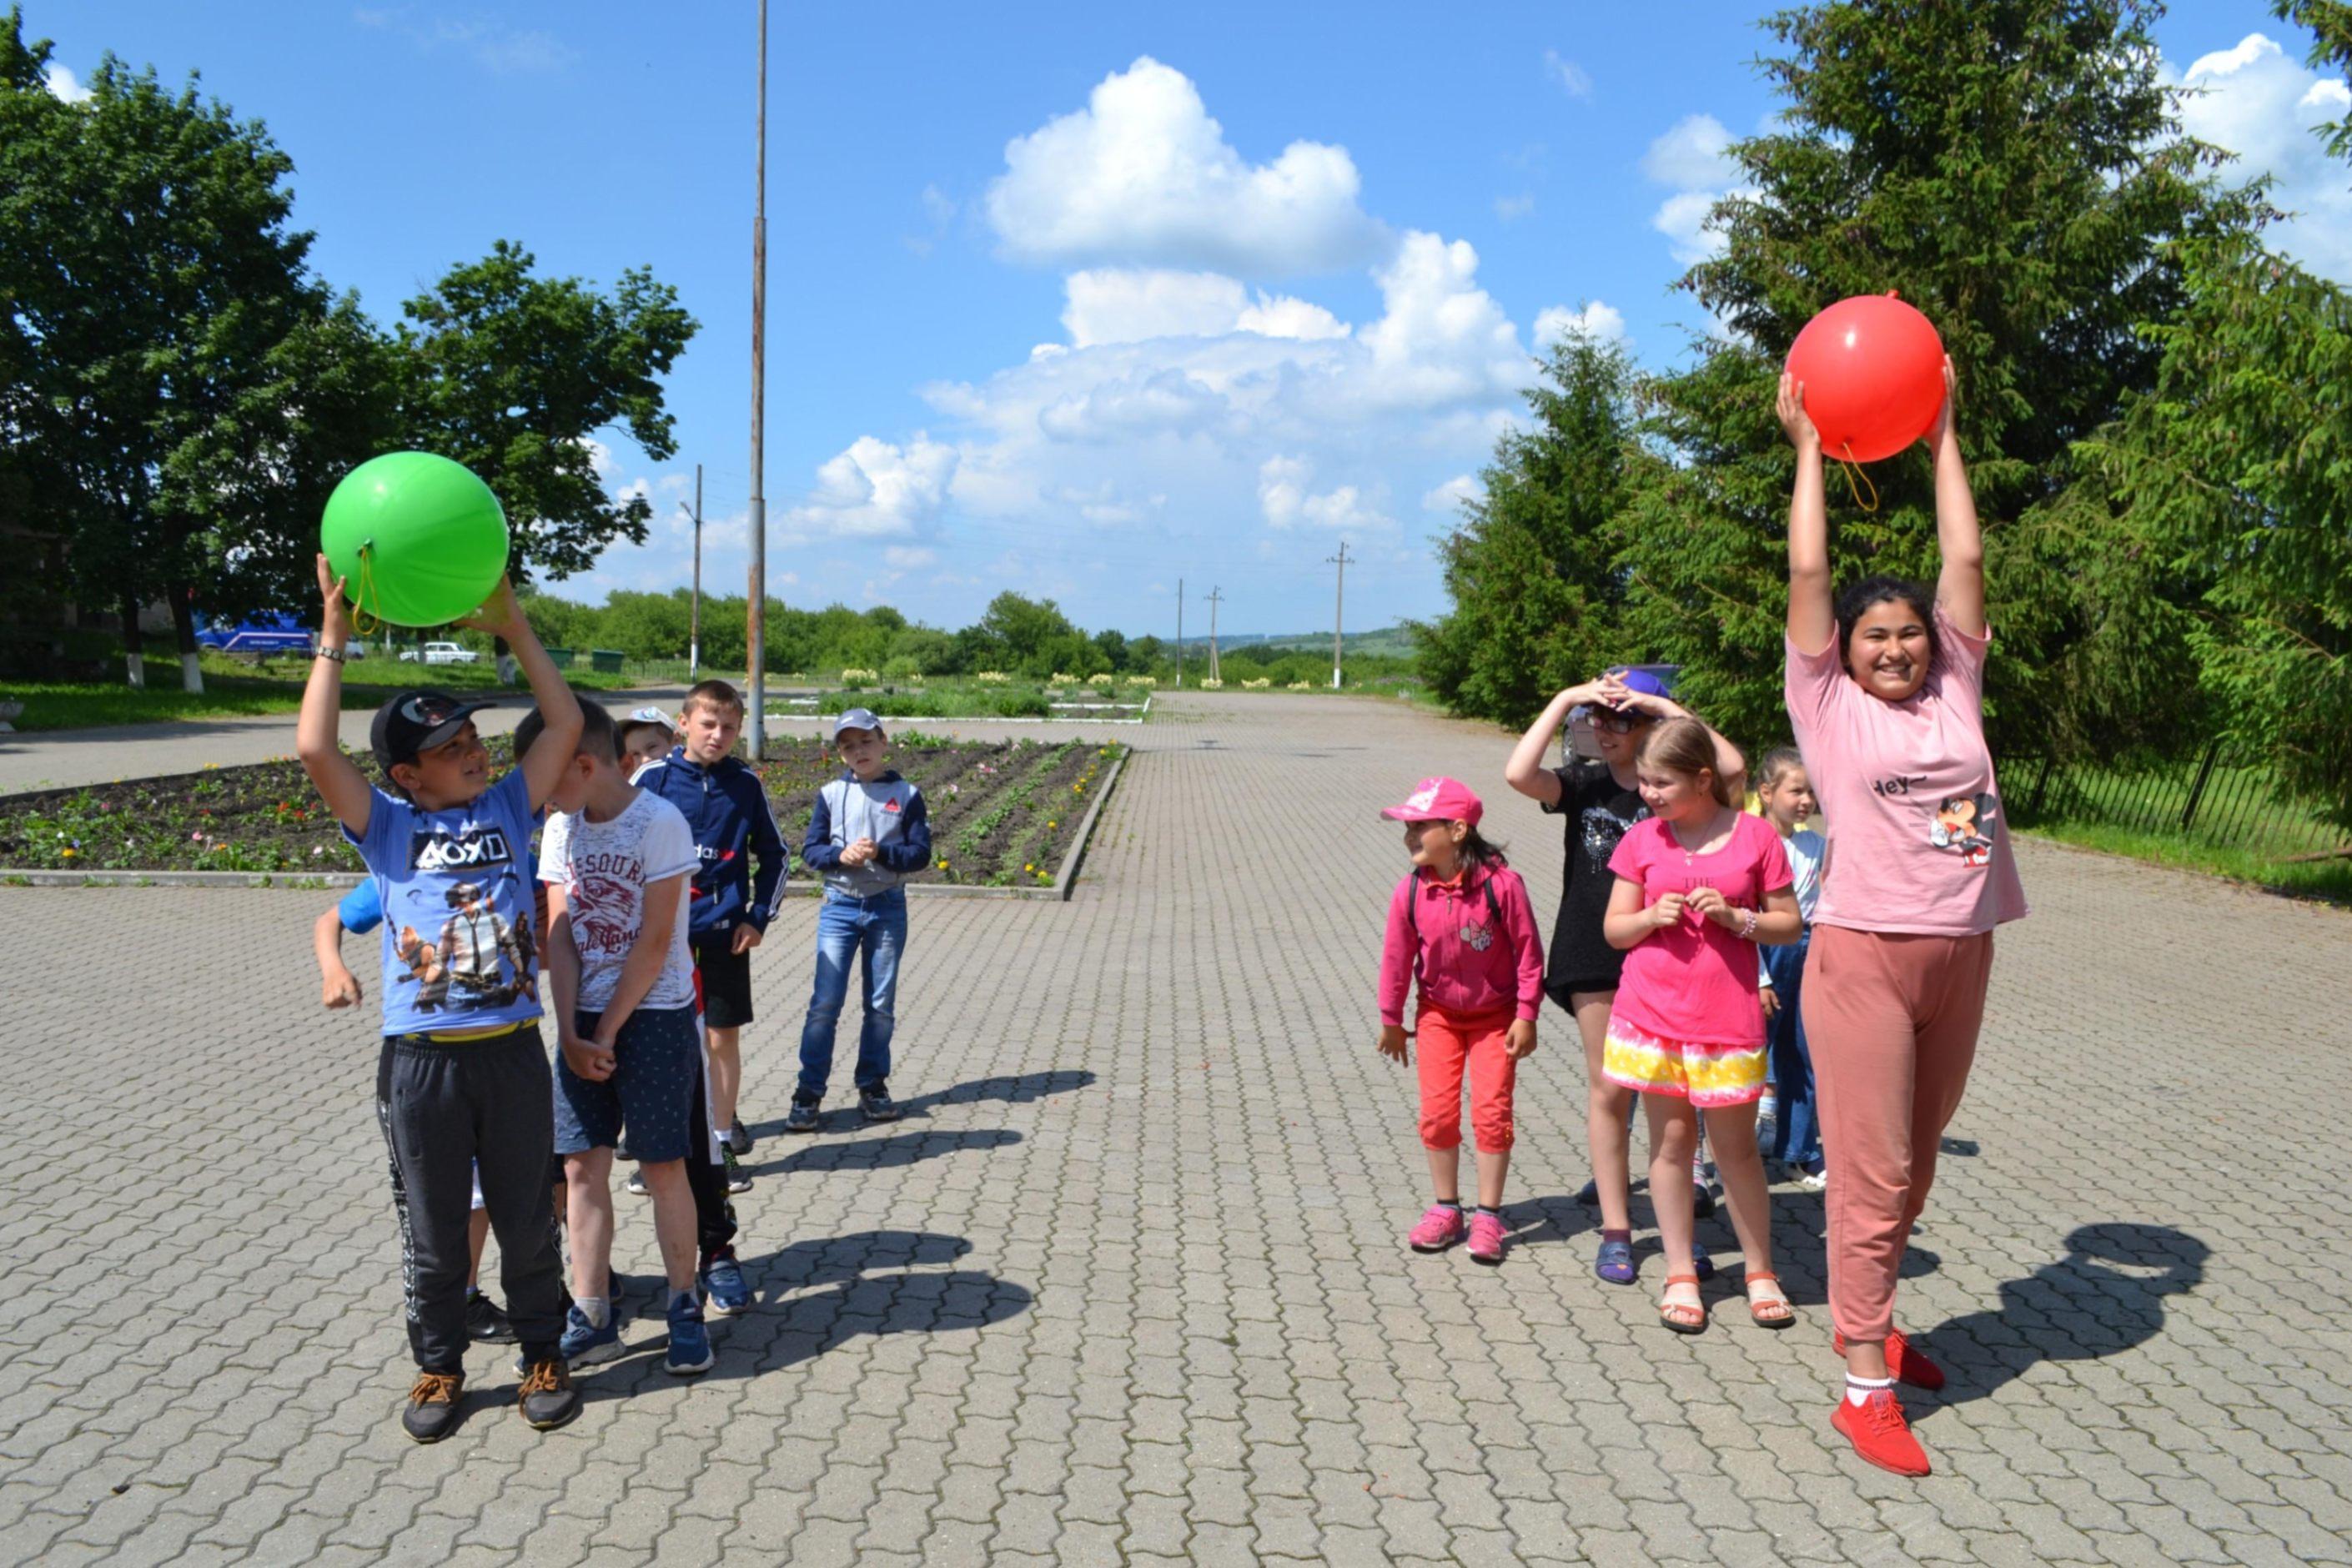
[314, 646, 344, 663]
[1738, 907, 1758, 941]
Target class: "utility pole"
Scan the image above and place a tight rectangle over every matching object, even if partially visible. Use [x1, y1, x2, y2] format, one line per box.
[1175, 578, 1184, 688]
[1204, 587, 1223, 683]
[745, 0, 769, 759]
[680, 463, 702, 680]
[1327, 541, 1354, 690]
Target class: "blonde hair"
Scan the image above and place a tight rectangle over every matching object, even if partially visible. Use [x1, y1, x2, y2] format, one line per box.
[1756, 746, 1808, 792]
[1637, 716, 1735, 807]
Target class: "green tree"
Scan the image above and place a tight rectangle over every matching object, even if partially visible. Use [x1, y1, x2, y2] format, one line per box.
[1617, 0, 2264, 752]
[397, 240, 697, 590]
[1414, 329, 1652, 725]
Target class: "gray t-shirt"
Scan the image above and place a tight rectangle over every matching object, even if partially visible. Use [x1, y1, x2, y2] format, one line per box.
[540, 790, 699, 1013]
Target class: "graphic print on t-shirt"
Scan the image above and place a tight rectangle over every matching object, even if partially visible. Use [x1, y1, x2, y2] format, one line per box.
[390, 871, 534, 1013]
[1580, 802, 1645, 877]
[1928, 792, 1999, 868]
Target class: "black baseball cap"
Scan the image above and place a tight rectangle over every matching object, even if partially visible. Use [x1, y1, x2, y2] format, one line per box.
[372, 689, 498, 773]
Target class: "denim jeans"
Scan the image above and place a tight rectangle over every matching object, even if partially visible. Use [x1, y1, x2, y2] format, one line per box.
[797, 887, 907, 1100]
[1762, 931, 1822, 1169]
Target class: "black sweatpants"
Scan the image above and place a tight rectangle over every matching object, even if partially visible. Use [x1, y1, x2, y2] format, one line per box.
[376, 1024, 567, 1373]
[686, 1026, 738, 1264]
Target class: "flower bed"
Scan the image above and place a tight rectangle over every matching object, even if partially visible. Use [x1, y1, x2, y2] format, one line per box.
[0, 735, 1127, 889]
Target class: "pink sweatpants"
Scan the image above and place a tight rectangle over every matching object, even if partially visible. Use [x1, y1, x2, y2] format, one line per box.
[1415, 1004, 1517, 1153]
[1802, 924, 1994, 1345]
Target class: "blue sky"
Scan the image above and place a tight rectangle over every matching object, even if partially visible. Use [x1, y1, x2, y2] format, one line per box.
[33, 1, 2347, 636]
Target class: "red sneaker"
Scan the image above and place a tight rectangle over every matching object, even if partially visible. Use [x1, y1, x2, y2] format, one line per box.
[1832, 1328, 1946, 1391]
[1832, 1388, 1931, 1477]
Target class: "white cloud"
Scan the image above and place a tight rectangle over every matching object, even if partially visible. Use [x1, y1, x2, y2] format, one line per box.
[1544, 49, 1593, 98]
[985, 56, 1382, 274]
[2171, 33, 2352, 282]
[882, 545, 938, 569]
[1357, 232, 1528, 409]
[1061, 268, 1349, 348]
[1423, 474, 1484, 514]
[1495, 193, 1536, 221]
[780, 435, 957, 541]
[1534, 300, 1628, 349]
[43, 63, 91, 103]
[1259, 455, 1393, 533]
[350, 8, 575, 73]
[1641, 113, 1735, 188]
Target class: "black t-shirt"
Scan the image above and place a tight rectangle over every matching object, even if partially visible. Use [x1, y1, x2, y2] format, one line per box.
[1541, 761, 1649, 1002]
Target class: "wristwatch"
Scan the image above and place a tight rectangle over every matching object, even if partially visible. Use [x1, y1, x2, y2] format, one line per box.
[315, 646, 344, 663]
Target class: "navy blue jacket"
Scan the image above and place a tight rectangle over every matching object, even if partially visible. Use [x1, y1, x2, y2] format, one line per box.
[802, 769, 931, 898]
[633, 748, 788, 937]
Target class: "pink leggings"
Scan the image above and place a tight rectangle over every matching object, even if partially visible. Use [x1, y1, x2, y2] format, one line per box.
[1415, 1004, 1517, 1152]
[1802, 925, 1993, 1344]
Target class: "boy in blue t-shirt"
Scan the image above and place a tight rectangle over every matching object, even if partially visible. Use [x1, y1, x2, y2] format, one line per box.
[296, 555, 582, 1443]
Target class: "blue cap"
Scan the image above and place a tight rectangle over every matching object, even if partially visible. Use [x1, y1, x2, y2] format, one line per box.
[832, 706, 884, 741]
[1610, 667, 1670, 698]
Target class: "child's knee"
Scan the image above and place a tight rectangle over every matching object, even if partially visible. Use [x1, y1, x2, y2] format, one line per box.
[1418, 1106, 1464, 1150]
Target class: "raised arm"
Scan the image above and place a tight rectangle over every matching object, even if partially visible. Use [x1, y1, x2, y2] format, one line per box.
[299, 555, 374, 837]
[1777, 374, 1834, 655]
[460, 578, 580, 813]
[1504, 681, 1607, 806]
[1925, 358, 1985, 638]
[1601, 676, 1748, 802]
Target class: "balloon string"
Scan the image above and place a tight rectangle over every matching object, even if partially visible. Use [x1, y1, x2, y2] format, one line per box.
[1835, 446, 1879, 514]
[352, 548, 381, 639]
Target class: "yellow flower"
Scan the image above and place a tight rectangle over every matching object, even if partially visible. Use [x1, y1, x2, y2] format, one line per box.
[1024, 863, 1034, 872]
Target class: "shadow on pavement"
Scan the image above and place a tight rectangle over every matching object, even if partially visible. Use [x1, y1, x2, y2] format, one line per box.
[743, 1069, 1094, 1144]
[1921, 1222, 2208, 1406]
[748, 1127, 1021, 1179]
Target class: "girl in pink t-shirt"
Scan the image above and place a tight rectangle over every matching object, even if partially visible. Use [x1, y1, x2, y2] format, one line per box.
[1778, 358, 2027, 1480]
[1601, 719, 1802, 1335]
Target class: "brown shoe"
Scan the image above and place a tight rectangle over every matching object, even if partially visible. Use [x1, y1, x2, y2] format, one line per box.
[517, 1357, 580, 1431]
[401, 1371, 465, 1444]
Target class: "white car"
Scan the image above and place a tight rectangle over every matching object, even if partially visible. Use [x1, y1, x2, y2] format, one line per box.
[398, 641, 480, 666]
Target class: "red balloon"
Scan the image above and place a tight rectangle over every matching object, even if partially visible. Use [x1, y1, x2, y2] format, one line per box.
[1784, 294, 1947, 463]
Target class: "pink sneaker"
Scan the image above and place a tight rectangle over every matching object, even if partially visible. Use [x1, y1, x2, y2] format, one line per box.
[1466, 1210, 1506, 1265]
[1407, 1204, 1466, 1253]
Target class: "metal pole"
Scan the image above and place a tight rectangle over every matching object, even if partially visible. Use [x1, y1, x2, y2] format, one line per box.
[1175, 577, 1184, 689]
[746, 0, 767, 758]
[1327, 541, 1352, 689]
[682, 463, 702, 681]
[1205, 587, 1222, 683]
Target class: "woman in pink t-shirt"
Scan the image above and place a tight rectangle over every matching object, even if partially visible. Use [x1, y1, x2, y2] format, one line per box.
[1601, 719, 1802, 1336]
[1778, 359, 2028, 1480]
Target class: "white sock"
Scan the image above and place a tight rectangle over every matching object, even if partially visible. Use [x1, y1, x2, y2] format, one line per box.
[1845, 1374, 1893, 1407]
[578, 1296, 610, 1329]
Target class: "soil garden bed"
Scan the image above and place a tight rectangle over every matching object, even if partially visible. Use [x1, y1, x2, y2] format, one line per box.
[0, 733, 1125, 892]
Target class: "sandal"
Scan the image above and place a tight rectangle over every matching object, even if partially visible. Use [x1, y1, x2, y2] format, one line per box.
[1595, 1238, 1636, 1285]
[1658, 1274, 1707, 1334]
[1744, 1271, 1795, 1329]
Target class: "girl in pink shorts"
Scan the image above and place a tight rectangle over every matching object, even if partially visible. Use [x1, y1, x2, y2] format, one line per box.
[1601, 720, 1803, 1333]
[1375, 776, 1545, 1266]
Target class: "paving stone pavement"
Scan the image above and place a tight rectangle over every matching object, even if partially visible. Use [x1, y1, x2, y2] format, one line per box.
[3, 690, 2349, 1565]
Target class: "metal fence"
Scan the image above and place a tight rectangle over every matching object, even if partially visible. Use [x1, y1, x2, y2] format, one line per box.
[2013, 744, 2347, 862]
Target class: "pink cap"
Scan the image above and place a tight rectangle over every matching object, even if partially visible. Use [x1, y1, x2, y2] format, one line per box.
[1380, 776, 1483, 827]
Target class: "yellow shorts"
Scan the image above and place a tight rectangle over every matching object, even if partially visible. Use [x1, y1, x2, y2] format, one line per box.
[1602, 1016, 1767, 1109]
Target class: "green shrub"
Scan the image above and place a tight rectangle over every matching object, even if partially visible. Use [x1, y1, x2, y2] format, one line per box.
[993, 690, 1052, 718]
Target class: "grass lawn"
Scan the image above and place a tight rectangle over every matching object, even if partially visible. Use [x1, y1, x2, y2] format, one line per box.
[2018, 819, 2352, 904]
[1, 656, 644, 732]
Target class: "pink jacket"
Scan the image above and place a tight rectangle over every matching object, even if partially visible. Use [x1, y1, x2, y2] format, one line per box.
[1379, 864, 1545, 1028]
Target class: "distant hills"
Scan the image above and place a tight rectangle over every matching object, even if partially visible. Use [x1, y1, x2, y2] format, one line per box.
[1170, 625, 1418, 657]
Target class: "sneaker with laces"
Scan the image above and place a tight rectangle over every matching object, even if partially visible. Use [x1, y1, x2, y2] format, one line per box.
[517, 1358, 580, 1430]
[1465, 1211, 1506, 1265]
[859, 1085, 901, 1123]
[1406, 1204, 1466, 1253]
[665, 1293, 715, 1375]
[464, 1288, 517, 1344]
[701, 1250, 751, 1315]
[1832, 1328, 1945, 1390]
[720, 1142, 753, 1193]
[782, 1097, 821, 1134]
[557, 1301, 623, 1365]
[401, 1371, 465, 1443]
[1795, 1164, 1828, 1194]
[624, 1167, 649, 1197]
[728, 1116, 756, 1155]
[1832, 1388, 1931, 1476]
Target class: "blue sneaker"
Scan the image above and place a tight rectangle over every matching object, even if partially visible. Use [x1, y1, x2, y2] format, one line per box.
[701, 1252, 751, 1316]
[557, 1301, 623, 1366]
[665, 1292, 714, 1376]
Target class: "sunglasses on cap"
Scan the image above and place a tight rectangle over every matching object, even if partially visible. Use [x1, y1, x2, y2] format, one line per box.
[1591, 708, 1651, 734]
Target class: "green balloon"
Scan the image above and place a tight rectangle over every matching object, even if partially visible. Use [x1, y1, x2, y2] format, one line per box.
[319, 452, 510, 628]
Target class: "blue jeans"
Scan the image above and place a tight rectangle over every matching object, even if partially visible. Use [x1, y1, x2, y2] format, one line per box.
[797, 887, 907, 1100]
[1762, 932, 1822, 1170]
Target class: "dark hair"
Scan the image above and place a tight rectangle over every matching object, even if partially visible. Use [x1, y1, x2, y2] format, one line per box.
[1459, 826, 1509, 875]
[1834, 575, 1939, 677]
[681, 678, 746, 718]
[1756, 746, 1808, 792]
[1636, 716, 1735, 807]
[512, 696, 617, 765]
